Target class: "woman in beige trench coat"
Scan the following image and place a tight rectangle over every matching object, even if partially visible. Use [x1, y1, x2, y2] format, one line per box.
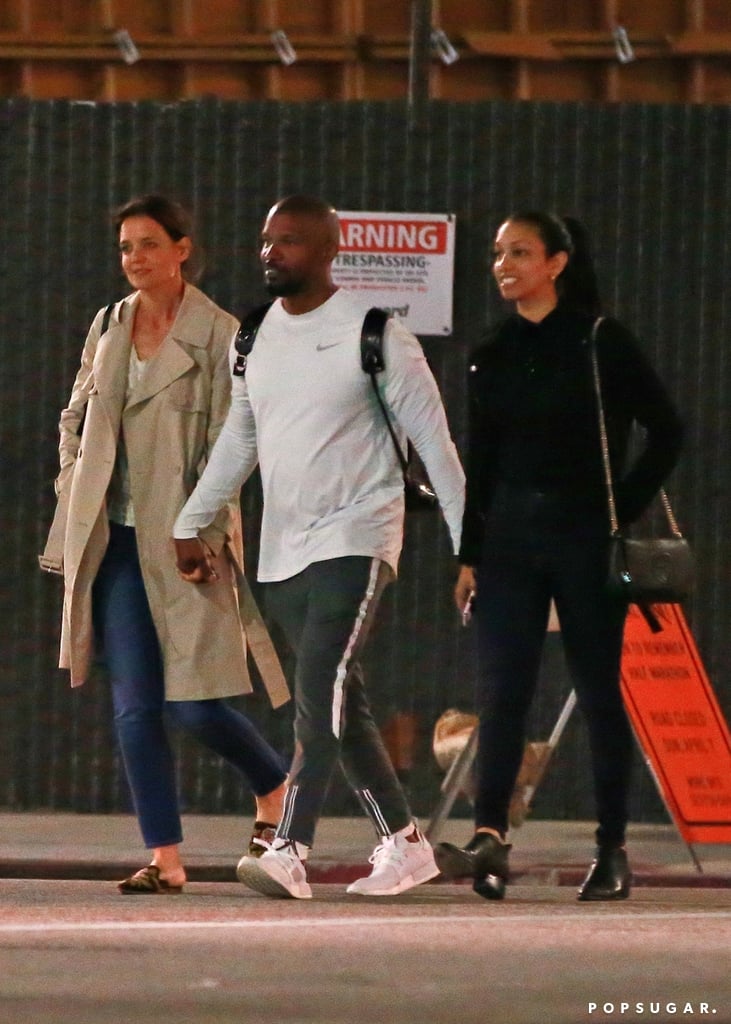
[54, 195, 287, 893]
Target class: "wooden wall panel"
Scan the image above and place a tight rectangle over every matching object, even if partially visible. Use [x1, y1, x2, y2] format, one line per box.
[613, 59, 688, 103]
[183, 64, 269, 100]
[19, 63, 104, 101]
[102, 1, 176, 34]
[181, 0, 260, 35]
[705, 0, 731, 28]
[440, 0, 511, 32]
[106, 64, 185, 101]
[704, 62, 731, 102]
[614, 1, 685, 33]
[432, 61, 514, 101]
[268, 63, 345, 101]
[359, 0, 411, 35]
[0, 65, 19, 92]
[360, 63, 411, 100]
[0, 0, 729, 104]
[529, 0, 602, 30]
[264, 0, 344, 33]
[525, 62, 605, 102]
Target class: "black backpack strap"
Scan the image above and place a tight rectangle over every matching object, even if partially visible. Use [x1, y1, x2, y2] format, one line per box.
[360, 307, 410, 476]
[360, 306, 389, 374]
[233, 301, 274, 377]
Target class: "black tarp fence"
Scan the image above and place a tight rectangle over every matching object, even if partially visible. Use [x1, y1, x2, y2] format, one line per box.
[1, 97, 728, 822]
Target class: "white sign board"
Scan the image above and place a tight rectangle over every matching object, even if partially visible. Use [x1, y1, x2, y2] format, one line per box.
[333, 211, 455, 336]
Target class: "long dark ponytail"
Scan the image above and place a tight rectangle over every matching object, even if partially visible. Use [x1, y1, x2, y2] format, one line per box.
[506, 210, 602, 316]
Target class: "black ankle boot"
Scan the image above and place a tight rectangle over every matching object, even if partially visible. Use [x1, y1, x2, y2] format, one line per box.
[434, 833, 511, 900]
[577, 846, 632, 902]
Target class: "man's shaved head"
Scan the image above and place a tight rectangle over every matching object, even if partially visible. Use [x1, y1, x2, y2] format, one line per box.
[266, 195, 340, 247]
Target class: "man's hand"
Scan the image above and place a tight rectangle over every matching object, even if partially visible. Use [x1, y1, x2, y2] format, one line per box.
[174, 537, 219, 584]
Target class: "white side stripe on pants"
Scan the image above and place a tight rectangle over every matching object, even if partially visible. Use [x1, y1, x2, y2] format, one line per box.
[279, 784, 298, 838]
[330, 558, 380, 738]
[358, 787, 390, 836]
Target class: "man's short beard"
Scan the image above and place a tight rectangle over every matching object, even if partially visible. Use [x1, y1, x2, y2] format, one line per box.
[264, 276, 302, 297]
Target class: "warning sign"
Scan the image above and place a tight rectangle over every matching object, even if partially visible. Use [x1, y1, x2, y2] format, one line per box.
[332, 211, 455, 336]
[621, 603, 731, 843]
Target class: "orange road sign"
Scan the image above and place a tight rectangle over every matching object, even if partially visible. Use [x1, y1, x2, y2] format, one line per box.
[621, 603, 731, 844]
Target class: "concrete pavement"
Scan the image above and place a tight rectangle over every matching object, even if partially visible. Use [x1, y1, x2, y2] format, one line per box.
[4, 814, 729, 1024]
[0, 812, 729, 889]
[3, 879, 729, 1024]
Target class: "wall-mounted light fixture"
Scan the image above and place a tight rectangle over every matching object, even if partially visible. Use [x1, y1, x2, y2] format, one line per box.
[431, 28, 459, 66]
[612, 25, 635, 64]
[113, 29, 141, 65]
[271, 30, 297, 66]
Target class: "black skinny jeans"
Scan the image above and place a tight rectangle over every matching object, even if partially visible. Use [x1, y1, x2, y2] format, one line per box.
[472, 489, 634, 848]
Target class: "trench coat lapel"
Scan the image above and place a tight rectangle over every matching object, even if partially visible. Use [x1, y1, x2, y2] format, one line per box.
[125, 337, 195, 408]
[125, 287, 214, 409]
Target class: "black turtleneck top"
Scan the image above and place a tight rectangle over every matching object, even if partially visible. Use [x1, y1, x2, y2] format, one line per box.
[458, 307, 683, 566]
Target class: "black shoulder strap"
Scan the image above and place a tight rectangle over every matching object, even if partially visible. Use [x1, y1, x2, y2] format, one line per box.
[360, 307, 410, 475]
[233, 301, 274, 377]
[76, 302, 116, 437]
[360, 306, 389, 374]
[101, 301, 115, 335]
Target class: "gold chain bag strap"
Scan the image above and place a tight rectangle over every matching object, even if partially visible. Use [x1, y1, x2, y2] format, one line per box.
[588, 317, 694, 605]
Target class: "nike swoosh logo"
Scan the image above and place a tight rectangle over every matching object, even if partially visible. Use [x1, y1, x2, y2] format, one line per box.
[316, 341, 344, 351]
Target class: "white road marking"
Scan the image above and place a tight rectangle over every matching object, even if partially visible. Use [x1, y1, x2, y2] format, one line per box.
[0, 911, 729, 934]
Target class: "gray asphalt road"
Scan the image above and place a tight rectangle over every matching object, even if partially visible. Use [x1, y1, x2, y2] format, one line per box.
[1, 881, 729, 1024]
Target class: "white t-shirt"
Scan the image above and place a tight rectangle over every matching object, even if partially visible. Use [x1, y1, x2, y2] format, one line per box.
[174, 289, 464, 582]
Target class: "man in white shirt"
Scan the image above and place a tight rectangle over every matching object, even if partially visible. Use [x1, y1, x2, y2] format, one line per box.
[174, 195, 465, 899]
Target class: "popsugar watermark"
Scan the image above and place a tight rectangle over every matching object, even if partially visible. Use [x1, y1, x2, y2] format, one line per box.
[588, 1002, 718, 1016]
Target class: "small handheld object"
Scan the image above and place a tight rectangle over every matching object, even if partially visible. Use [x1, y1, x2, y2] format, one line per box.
[461, 590, 475, 626]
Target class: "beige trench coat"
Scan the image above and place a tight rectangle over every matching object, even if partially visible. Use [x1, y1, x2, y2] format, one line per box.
[55, 283, 253, 701]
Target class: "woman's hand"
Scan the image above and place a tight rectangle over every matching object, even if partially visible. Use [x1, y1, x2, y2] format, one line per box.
[174, 537, 219, 583]
[454, 565, 476, 622]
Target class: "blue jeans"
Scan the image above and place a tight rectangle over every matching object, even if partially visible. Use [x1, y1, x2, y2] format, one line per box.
[92, 522, 287, 849]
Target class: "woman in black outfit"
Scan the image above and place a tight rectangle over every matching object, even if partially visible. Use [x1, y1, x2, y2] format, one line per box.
[434, 211, 683, 901]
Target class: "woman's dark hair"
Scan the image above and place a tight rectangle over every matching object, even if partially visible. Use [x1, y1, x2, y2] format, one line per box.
[112, 194, 203, 282]
[505, 210, 602, 316]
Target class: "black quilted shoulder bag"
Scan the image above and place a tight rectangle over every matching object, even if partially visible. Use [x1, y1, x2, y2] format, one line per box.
[588, 317, 694, 606]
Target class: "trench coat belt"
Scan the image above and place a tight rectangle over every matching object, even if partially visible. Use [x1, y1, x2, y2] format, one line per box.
[38, 487, 69, 575]
[230, 554, 291, 710]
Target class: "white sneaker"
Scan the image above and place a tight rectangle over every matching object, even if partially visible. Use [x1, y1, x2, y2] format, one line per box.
[236, 838, 312, 899]
[346, 828, 439, 896]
